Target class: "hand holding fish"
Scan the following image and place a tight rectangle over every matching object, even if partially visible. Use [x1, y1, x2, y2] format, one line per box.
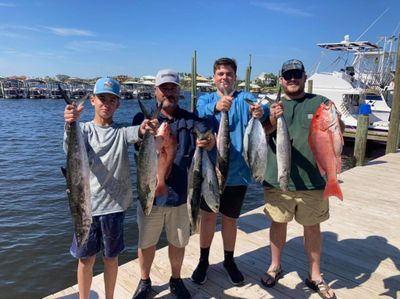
[64, 104, 84, 124]
[139, 118, 159, 137]
[249, 103, 264, 119]
[196, 132, 216, 151]
[269, 102, 284, 125]
[215, 95, 233, 112]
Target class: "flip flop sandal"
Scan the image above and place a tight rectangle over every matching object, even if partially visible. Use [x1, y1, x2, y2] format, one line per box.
[305, 276, 337, 299]
[260, 266, 283, 288]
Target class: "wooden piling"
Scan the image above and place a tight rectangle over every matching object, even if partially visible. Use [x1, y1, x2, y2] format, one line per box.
[353, 114, 369, 166]
[386, 33, 400, 153]
[190, 51, 197, 112]
[245, 54, 252, 92]
[307, 79, 313, 93]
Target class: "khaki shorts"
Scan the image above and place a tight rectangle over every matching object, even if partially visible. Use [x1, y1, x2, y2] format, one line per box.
[137, 204, 190, 249]
[263, 188, 329, 226]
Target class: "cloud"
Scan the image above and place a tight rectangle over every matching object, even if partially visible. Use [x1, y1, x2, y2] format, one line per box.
[67, 40, 125, 52]
[0, 2, 16, 7]
[250, 1, 312, 17]
[0, 31, 29, 39]
[45, 26, 94, 37]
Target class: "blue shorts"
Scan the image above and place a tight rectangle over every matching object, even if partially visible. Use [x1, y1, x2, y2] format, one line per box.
[70, 212, 125, 259]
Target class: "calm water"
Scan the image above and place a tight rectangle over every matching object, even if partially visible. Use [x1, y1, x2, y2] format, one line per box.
[0, 93, 385, 299]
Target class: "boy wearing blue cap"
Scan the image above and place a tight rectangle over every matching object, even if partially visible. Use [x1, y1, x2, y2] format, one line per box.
[63, 77, 158, 299]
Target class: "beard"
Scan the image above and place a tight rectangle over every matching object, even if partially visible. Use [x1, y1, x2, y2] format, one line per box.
[282, 81, 305, 98]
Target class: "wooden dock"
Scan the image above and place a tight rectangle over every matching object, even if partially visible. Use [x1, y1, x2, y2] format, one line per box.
[45, 152, 400, 299]
[343, 127, 389, 142]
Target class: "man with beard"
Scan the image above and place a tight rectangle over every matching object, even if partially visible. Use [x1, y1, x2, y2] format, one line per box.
[261, 59, 342, 299]
[131, 69, 215, 299]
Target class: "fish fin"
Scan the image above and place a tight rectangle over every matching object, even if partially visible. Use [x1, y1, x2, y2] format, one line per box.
[155, 182, 168, 198]
[316, 160, 326, 176]
[336, 156, 342, 174]
[276, 86, 282, 103]
[59, 85, 72, 105]
[138, 100, 151, 119]
[61, 167, 67, 178]
[76, 93, 89, 107]
[324, 180, 343, 201]
[152, 101, 163, 119]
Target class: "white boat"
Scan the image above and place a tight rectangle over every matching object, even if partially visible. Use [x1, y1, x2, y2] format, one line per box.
[307, 35, 396, 132]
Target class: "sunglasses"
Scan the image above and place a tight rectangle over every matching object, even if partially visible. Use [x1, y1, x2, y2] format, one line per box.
[282, 70, 303, 81]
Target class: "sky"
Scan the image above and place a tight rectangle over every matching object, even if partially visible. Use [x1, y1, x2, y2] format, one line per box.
[0, 0, 399, 80]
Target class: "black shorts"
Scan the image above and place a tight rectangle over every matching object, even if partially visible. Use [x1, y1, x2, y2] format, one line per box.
[200, 185, 247, 219]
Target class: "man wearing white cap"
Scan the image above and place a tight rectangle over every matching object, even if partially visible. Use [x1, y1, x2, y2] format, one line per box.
[131, 69, 215, 299]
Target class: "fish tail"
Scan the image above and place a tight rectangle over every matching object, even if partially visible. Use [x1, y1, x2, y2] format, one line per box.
[324, 180, 343, 201]
[155, 181, 168, 198]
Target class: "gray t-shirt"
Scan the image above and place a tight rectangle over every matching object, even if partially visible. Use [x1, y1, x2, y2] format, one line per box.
[64, 121, 141, 216]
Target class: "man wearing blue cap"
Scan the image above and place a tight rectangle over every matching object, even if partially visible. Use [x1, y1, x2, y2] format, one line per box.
[261, 59, 342, 299]
[63, 77, 158, 299]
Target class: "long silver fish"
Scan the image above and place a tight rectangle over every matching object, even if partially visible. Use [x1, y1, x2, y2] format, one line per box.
[243, 99, 268, 183]
[201, 132, 220, 213]
[275, 88, 291, 191]
[216, 87, 231, 194]
[187, 143, 203, 234]
[60, 86, 92, 248]
[136, 101, 162, 216]
[187, 130, 219, 233]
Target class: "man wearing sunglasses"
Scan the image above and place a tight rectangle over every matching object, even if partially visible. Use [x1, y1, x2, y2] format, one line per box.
[261, 59, 341, 299]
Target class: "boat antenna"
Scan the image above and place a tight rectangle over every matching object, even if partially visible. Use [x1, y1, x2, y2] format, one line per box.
[356, 7, 389, 41]
[392, 21, 400, 37]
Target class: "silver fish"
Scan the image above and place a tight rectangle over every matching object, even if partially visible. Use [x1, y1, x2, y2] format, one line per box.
[187, 145, 202, 234]
[60, 86, 92, 248]
[243, 99, 268, 183]
[216, 87, 231, 194]
[136, 101, 161, 216]
[275, 88, 291, 192]
[187, 130, 220, 233]
[201, 136, 220, 213]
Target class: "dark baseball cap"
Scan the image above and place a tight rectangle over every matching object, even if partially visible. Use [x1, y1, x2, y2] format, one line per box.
[281, 59, 305, 75]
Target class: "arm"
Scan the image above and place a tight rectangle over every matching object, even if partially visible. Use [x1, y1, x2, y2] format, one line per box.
[196, 93, 217, 117]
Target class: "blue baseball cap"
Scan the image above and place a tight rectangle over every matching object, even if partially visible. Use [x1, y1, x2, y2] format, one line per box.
[93, 77, 120, 98]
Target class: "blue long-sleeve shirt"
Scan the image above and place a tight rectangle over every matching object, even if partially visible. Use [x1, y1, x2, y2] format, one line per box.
[195, 90, 269, 186]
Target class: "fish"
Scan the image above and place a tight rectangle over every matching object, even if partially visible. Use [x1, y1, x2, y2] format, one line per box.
[154, 122, 177, 198]
[275, 88, 291, 192]
[243, 99, 268, 182]
[200, 132, 220, 213]
[187, 130, 220, 233]
[187, 142, 203, 234]
[309, 101, 344, 200]
[59, 86, 92, 248]
[216, 87, 231, 194]
[136, 101, 162, 216]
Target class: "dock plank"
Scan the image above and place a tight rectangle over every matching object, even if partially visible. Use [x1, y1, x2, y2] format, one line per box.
[45, 152, 400, 299]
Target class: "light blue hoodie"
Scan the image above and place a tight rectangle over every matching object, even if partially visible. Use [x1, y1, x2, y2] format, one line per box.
[195, 90, 269, 186]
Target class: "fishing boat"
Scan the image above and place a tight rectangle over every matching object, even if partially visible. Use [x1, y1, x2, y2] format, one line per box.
[25, 79, 48, 99]
[307, 35, 396, 132]
[0, 79, 24, 99]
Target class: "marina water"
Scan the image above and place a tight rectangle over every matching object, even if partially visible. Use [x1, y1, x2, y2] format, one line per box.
[0, 93, 383, 299]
